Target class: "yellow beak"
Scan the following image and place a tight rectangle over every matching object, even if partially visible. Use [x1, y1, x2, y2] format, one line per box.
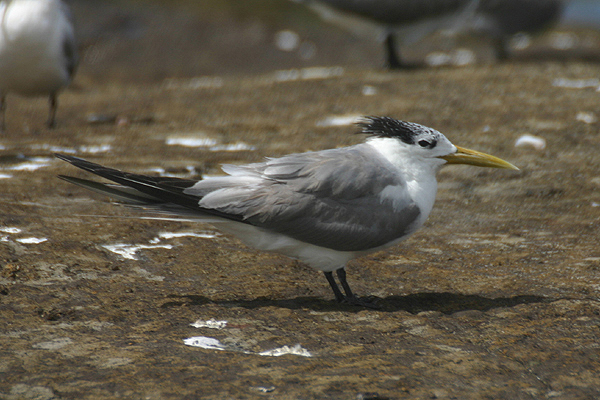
[440, 146, 519, 170]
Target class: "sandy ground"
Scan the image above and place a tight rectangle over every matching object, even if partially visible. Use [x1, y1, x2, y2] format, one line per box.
[1, 1, 600, 399]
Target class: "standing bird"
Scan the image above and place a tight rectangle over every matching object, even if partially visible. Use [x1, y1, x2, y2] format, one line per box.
[296, 0, 562, 68]
[0, 0, 77, 132]
[56, 117, 518, 306]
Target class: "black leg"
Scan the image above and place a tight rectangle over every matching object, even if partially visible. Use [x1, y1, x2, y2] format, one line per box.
[384, 32, 403, 70]
[0, 94, 6, 133]
[48, 93, 57, 129]
[325, 268, 380, 309]
[324, 271, 345, 303]
[336, 268, 354, 299]
[494, 36, 510, 62]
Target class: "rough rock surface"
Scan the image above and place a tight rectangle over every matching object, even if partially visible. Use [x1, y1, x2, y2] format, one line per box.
[1, 1, 599, 399]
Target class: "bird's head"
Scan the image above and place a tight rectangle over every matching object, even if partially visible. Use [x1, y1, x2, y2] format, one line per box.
[359, 116, 518, 172]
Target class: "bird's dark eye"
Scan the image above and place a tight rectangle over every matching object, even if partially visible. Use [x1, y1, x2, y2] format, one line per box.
[418, 139, 437, 149]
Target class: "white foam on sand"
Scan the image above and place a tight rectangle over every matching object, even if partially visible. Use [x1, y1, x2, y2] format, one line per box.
[190, 319, 228, 330]
[16, 237, 48, 244]
[259, 344, 312, 357]
[102, 243, 173, 260]
[183, 336, 226, 351]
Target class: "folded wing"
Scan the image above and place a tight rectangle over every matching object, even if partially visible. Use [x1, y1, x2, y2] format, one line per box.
[57, 145, 420, 252]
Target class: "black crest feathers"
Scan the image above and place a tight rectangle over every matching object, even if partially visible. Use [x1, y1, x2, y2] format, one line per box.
[358, 116, 427, 145]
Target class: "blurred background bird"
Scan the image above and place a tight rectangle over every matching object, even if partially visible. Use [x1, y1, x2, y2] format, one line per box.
[0, 0, 77, 132]
[294, 0, 563, 68]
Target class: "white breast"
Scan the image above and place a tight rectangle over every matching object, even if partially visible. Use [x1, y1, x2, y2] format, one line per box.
[367, 137, 441, 228]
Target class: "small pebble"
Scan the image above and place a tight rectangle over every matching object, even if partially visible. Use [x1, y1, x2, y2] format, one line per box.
[515, 134, 546, 150]
[576, 111, 597, 124]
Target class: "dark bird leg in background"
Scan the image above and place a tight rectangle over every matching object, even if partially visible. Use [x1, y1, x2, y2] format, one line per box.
[0, 95, 5, 133]
[384, 32, 403, 69]
[48, 93, 57, 129]
[493, 36, 510, 62]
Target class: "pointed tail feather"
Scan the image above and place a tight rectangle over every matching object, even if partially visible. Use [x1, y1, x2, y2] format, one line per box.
[55, 153, 247, 223]
[55, 153, 200, 208]
[58, 175, 163, 205]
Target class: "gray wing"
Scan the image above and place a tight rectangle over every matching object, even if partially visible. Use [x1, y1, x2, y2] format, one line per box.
[186, 144, 421, 252]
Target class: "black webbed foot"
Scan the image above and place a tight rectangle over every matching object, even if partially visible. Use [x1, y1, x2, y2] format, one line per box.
[323, 268, 380, 308]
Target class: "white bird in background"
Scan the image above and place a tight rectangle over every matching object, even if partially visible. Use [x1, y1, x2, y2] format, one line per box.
[56, 117, 518, 307]
[0, 0, 77, 132]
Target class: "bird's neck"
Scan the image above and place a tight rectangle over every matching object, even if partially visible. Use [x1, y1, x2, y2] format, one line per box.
[366, 137, 441, 218]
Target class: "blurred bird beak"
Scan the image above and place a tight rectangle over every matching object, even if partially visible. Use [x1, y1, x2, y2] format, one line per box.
[441, 146, 519, 170]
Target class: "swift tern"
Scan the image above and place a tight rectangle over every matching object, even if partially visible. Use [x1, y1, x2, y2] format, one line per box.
[56, 117, 518, 306]
[296, 0, 562, 68]
[0, 0, 77, 132]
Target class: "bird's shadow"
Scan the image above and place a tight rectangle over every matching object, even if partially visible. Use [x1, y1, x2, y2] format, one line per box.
[161, 292, 549, 314]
